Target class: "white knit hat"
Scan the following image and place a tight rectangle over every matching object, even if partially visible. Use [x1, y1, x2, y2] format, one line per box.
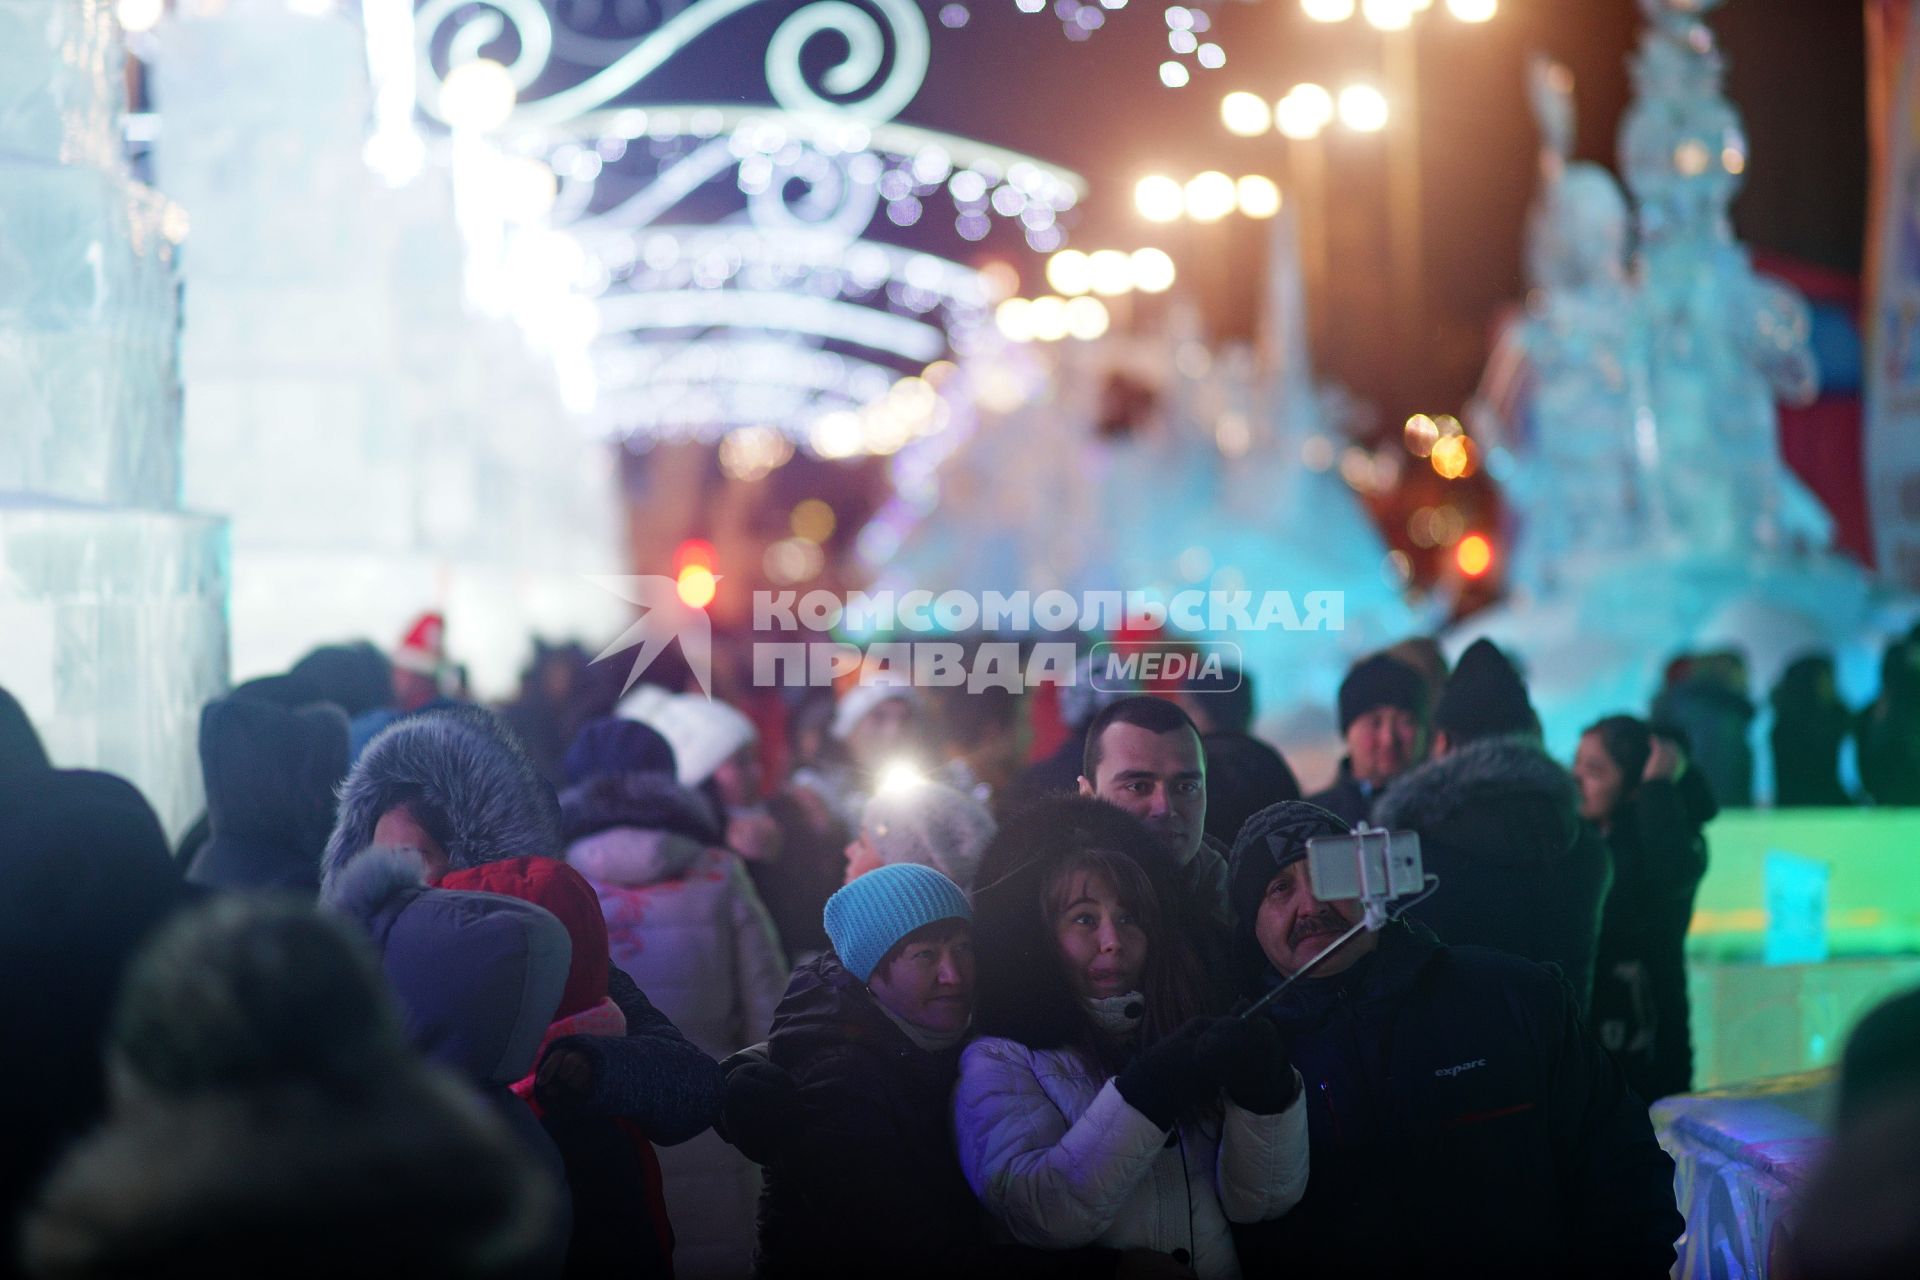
[616, 686, 758, 787]
[831, 682, 922, 741]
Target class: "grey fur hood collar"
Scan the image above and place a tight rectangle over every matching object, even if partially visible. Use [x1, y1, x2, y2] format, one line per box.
[320, 706, 561, 899]
[1372, 735, 1582, 868]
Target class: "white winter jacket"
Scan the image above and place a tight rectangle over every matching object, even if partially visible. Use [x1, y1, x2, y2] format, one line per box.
[952, 1036, 1309, 1280]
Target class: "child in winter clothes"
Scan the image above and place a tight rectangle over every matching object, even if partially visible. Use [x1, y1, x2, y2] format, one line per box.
[441, 856, 676, 1278]
[953, 798, 1309, 1280]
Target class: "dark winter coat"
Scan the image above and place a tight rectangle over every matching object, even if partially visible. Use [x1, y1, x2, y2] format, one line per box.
[1590, 772, 1712, 1103]
[1373, 736, 1612, 1012]
[750, 954, 995, 1278]
[187, 695, 350, 894]
[1304, 759, 1376, 828]
[1201, 730, 1301, 849]
[1652, 676, 1754, 808]
[1233, 921, 1683, 1278]
[321, 711, 722, 1148]
[2, 769, 184, 1271]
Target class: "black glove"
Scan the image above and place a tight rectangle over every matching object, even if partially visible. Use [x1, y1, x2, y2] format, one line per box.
[1115, 1017, 1214, 1130]
[715, 1048, 799, 1165]
[1194, 1016, 1298, 1115]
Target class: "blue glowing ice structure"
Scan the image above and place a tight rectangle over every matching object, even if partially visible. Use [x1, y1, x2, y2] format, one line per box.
[146, 4, 623, 694]
[1455, 5, 1904, 778]
[0, 0, 227, 834]
[877, 206, 1422, 753]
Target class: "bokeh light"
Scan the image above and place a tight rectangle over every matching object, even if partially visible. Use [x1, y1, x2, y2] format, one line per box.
[1130, 247, 1177, 293]
[1046, 249, 1093, 296]
[1183, 170, 1238, 222]
[1135, 174, 1186, 222]
[1221, 91, 1273, 138]
[1338, 83, 1390, 133]
[1087, 249, 1134, 296]
[1456, 534, 1494, 577]
[1235, 175, 1282, 219]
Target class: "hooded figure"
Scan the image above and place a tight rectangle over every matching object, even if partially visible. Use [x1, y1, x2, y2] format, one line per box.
[321, 708, 723, 1154]
[559, 719, 784, 1279]
[187, 694, 350, 894]
[1225, 801, 1682, 1278]
[441, 857, 677, 1278]
[1373, 639, 1613, 1012]
[22, 897, 559, 1279]
[2, 765, 184, 1264]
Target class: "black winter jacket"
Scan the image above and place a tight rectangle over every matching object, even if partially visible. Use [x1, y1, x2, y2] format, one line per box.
[1304, 760, 1375, 828]
[750, 955, 1105, 1279]
[1373, 736, 1612, 1013]
[1590, 771, 1713, 1103]
[1235, 922, 1682, 1278]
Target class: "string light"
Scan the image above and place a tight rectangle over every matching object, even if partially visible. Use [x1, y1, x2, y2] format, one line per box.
[1235, 175, 1281, 219]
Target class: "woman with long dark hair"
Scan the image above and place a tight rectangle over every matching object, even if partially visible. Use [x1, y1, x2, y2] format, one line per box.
[953, 797, 1307, 1278]
[1574, 715, 1714, 1103]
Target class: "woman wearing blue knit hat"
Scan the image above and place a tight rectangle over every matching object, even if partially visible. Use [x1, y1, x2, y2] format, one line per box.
[733, 865, 1123, 1277]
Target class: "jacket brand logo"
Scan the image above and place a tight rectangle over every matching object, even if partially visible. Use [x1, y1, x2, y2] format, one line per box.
[1434, 1058, 1489, 1078]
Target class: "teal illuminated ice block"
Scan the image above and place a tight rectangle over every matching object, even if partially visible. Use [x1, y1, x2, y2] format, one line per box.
[0, 0, 228, 836]
[1684, 808, 1920, 1088]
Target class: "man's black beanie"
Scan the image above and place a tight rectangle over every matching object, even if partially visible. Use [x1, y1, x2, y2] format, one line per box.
[1226, 800, 1352, 982]
[1337, 654, 1429, 734]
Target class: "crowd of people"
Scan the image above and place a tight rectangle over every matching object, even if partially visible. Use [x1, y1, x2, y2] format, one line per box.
[3, 612, 1917, 1278]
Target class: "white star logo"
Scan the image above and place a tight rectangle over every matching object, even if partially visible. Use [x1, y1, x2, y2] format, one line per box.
[583, 575, 716, 698]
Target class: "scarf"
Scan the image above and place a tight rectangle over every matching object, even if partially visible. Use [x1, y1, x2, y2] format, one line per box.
[877, 1002, 972, 1053]
[1085, 992, 1147, 1041]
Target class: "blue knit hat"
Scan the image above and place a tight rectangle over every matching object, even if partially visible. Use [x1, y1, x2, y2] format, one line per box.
[823, 863, 972, 982]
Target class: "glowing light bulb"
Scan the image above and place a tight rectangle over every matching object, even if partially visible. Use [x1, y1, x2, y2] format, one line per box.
[1028, 295, 1071, 342]
[1338, 83, 1390, 133]
[1302, 0, 1356, 20]
[1087, 249, 1134, 296]
[441, 59, 518, 132]
[676, 564, 718, 608]
[1130, 247, 1176, 293]
[116, 0, 163, 32]
[995, 297, 1036, 343]
[1065, 295, 1111, 340]
[1362, 0, 1413, 30]
[1221, 91, 1273, 138]
[1046, 249, 1094, 296]
[1183, 170, 1237, 222]
[1456, 534, 1494, 577]
[1135, 174, 1186, 222]
[1235, 175, 1281, 219]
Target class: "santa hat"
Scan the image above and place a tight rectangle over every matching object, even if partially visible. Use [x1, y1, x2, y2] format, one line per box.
[393, 613, 445, 678]
[617, 685, 758, 787]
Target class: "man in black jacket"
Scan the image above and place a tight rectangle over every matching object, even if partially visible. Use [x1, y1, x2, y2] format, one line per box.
[1372, 638, 1613, 1013]
[1227, 801, 1681, 1277]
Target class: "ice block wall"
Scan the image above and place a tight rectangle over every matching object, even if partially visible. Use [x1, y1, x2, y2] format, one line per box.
[150, 4, 623, 696]
[0, 0, 228, 836]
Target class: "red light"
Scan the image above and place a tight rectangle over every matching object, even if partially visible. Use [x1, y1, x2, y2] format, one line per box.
[1456, 534, 1494, 578]
[673, 539, 716, 573]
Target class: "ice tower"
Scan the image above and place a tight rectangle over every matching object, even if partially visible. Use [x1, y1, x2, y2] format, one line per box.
[0, 0, 227, 833]
[146, 1, 623, 693]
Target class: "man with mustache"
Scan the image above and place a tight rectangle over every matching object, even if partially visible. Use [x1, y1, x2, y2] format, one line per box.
[1224, 800, 1683, 1277]
[1077, 695, 1232, 936]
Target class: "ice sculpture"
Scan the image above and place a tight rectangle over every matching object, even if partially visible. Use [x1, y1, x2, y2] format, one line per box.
[0, 0, 228, 835]
[1470, 60, 1656, 595]
[876, 205, 1423, 739]
[1620, 0, 1825, 554]
[147, 3, 624, 694]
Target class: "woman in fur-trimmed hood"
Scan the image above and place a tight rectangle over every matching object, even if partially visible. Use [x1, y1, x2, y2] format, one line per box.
[319, 706, 725, 1159]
